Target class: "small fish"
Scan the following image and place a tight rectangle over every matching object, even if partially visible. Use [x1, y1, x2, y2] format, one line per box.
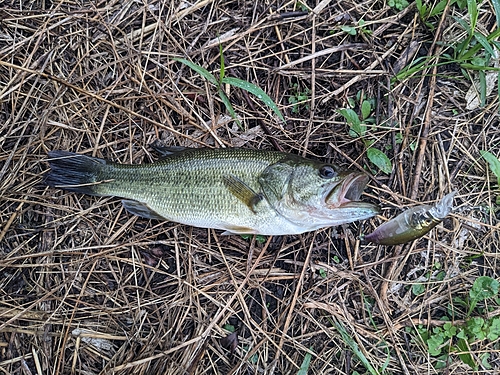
[44, 147, 380, 235]
[363, 191, 457, 245]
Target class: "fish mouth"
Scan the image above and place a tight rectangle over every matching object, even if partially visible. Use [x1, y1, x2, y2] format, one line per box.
[325, 173, 370, 207]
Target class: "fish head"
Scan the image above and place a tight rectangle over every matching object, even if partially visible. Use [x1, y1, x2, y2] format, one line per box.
[260, 159, 380, 230]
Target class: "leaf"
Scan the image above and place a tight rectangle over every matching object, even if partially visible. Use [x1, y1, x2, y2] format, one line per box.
[473, 31, 495, 57]
[480, 150, 500, 186]
[337, 108, 360, 126]
[332, 318, 378, 375]
[174, 58, 218, 85]
[486, 317, 500, 341]
[427, 331, 445, 356]
[428, 0, 448, 18]
[367, 148, 392, 174]
[469, 276, 500, 313]
[460, 63, 500, 71]
[361, 100, 371, 120]
[219, 43, 225, 83]
[479, 70, 487, 107]
[337, 108, 365, 138]
[480, 352, 493, 370]
[467, 0, 478, 32]
[456, 338, 477, 369]
[443, 322, 457, 338]
[255, 235, 267, 244]
[340, 25, 357, 35]
[412, 283, 426, 296]
[223, 324, 235, 332]
[415, 0, 426, 17]
[222, 77, 285, 122]
[218, 88, 242, 128]
[296, 348, 313, 375]
[466, 317, 487, 340]
[492, 0, 500, 28]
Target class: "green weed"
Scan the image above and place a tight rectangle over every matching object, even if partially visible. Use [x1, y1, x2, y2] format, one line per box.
[240, 234, 267, 244]
[175, 49, 284, 127]
[332, 318, 381, 375]
[416, 0, 452, 29]
[481, 150, 500, 204]
[338, 92, 393, 174]
[388, 0, 409, 11]
[406, 0, 500, 108]
[411, 276, 500, 370]
[481, 150, 500, 186]
[339, 19, 372, 37]
[288, 83, 311, 114]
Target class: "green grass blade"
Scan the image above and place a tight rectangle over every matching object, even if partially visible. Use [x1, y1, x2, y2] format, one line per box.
[219, 43, 225, 83]
[296, 348, 313, 375]
[429, 0, 448, 18]
[498, 70, 500, 113]
[460, 28, 500, 61]
[393, 56, 431, 81]
[479, 70, 487, 107]
[459, 64, 500, 71]
[218, 88, 242, 128]
[221, 77, 285, 122]
[457, 338, 477, 369]
[467, 0, 478, 32]
[492, 0, 500, 27]
[473, 32, 495, 57]
[480, 150, 500, 185]
[333, 318, 379, 375]
[174, 58, 218, 86]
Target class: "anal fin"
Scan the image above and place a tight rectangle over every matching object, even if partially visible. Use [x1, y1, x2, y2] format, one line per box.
[121, 200, 166, 221]
[220, 225, 257, 235]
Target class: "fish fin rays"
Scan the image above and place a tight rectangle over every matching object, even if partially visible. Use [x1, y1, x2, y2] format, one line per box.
[222, 175, 263, 213]
[121, 200, 166, 221]
[220, 225, 257, 235]
[150, 142, 188, 157]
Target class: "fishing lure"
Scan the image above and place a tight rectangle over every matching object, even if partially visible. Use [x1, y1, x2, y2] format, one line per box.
[363, 191, 457, 245]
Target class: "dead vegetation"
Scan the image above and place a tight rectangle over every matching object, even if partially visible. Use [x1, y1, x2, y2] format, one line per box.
[0, 0, 499, 374]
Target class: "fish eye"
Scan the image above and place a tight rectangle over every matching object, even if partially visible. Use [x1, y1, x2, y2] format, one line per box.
[319, 165, 337, 179]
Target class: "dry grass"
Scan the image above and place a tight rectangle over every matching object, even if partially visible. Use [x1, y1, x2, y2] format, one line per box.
[1, 0, 499, 374]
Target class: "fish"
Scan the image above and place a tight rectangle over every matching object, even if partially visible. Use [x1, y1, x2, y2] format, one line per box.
[43, 147, 380, 235]
[362, 191, 456, 245]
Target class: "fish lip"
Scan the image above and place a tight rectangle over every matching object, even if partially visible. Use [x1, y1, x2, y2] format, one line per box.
[324, 173, 370, 207]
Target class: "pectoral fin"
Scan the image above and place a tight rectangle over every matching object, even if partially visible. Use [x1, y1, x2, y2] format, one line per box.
[121, 200, 166, 221]
[222, 175, 263, 213]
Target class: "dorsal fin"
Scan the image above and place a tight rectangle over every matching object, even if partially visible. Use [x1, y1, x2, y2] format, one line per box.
[150, 142, 188, 157]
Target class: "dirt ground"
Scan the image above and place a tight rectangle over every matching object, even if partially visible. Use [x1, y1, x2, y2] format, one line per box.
[1, 0, 499, 374]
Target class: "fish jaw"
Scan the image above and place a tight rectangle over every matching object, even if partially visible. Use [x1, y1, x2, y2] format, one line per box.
[324, 173, 369, 207]
[306, 172, 379, 225]
[273, 171, 380, 230]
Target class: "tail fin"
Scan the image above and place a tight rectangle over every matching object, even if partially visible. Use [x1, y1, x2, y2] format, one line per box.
[44, 151, 108, 196]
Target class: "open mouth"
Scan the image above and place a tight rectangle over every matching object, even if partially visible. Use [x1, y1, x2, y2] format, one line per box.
[325, 173, 370, 207]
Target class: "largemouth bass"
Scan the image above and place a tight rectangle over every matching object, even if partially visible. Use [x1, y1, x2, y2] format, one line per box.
[44, 147, 380, 235]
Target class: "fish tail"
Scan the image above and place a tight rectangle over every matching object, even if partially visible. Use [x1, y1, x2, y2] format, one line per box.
[44, 151, 109, 196]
